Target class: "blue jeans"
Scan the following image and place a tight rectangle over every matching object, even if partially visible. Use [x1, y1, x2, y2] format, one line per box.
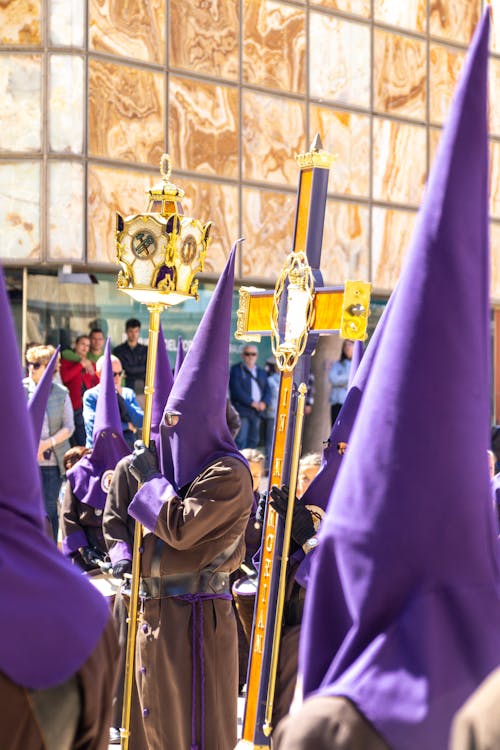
[235, 411, 262, 450]
[40, 466, 62, 542]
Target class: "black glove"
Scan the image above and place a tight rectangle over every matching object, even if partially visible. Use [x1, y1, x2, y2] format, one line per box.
[112, 559, 132, 579]
[269, 484, 316, 547]
[129, 440, 159, 484]
[78, 546, 105, 571]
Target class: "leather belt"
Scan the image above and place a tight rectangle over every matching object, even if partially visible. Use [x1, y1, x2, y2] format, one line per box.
[140, 570, 230, 599]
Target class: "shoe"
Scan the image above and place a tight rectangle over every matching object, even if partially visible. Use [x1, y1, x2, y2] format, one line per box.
[109, 727, 121, 744]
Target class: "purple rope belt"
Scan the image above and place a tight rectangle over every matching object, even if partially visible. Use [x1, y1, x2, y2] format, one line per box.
[179, 592, 232, 750]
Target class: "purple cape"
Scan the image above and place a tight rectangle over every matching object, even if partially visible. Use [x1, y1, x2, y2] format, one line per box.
[150, 324, 174, 452]
[299, 11, 500, 750]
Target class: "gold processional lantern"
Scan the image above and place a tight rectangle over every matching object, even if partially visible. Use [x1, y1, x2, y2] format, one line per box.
[115, 154, 211, 750]
[116, 153, 212, 306]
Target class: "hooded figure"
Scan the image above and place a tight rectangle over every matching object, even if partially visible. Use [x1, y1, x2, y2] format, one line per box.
[0, 269, 118, 750]
[274, 10, 500, 750]
[60, 340, 131, 568]
[27, 345, 60, 444]
[174, 334, 185, 379]
[125, 241, 254, 750]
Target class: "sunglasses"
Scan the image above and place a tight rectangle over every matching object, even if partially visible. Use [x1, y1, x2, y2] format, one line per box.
[28, 362, 44, 370]
[113, 371, 123, 377]
[243, 352, 257, 357]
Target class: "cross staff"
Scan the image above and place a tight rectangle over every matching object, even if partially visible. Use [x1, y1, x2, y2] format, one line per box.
[235, 136, 371, 749]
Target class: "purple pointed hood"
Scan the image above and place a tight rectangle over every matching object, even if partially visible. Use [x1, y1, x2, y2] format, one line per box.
[27, 346, 60, 444]
[347, 339, 364, 389]
[67, 339, 130, 509]
[174, 335, 185, 379]
[150, 324, 174, 450]
[160, 241, 246, 490]
[299, 12, 500, 750]
[0, 268, 110, 689]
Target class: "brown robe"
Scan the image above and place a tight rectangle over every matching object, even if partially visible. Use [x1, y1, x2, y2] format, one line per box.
[60, 483, 107, 559]
[273, 695, 390, 750]
[0, 616, 118, 750]
[104, 455, 253, 750]
[449, 667, 500, 750]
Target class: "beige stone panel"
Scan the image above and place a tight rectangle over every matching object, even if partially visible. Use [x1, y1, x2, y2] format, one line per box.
[178, 178, 238, 274]
[50, 0, 84, 47]
[310, 13, 370, 108]
[374, 29, 426, 120]
[373, 119, 426, 206]
[170, 0, 238, 80]
[241, 187, 296, 279]
[87, 164, 157, 264]
[0, 54, 41, 152]
[169, 77, 238, 179]
[242, 92, 306, 185]
[491, 222, 500, 301]
[88, 60, 164, 165]
[89, 0, 165, 64]
[243, 0, 306, 93]
[490, 141, 500, 220]
[321, 200, 369, 285]
[372, 206, 417, 290]
[429, 44, 465, 126]
[313, 0, 370, 17]
[0, 0, 41, 45]
[374, 0, 425, 33]
[489, 57, 500, 138]
[491, 0, 500, 54]
[48, 161, 84, 261]
[429, 0, 481, 45]
[0, 161, 40, 260]
[429, 127, 442, 169]
[310, 105, 369, 197]
[49, 55, 84, 154]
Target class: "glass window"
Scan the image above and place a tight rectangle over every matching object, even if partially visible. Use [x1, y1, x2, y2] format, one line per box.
[322, 200, 369, 284]
[89, 0, 165, 64]
[50, 0, 84, 47]
[373, 29, 426, 120]
[48, 161, 84, 261]
[372, 118, 426, 205]
[312, 0, 370, 18]
[429, 0, 481, 45]
[0, 161, 41, 260]
[371, 206, 417, 290]
[374, 0, 425, 33]
[0, 54, 41, 153]
[49, 55, 84, 154]
[241, 187, 296, 278]
[429, 44, 465, 126]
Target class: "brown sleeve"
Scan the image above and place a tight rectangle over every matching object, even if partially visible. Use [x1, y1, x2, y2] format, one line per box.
[59, 482, 87, 551]
[102, 456, 137, 563]
[154, 458, 252, 551]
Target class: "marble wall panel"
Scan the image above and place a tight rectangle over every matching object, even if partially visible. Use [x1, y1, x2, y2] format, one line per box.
[429, 0, 481, 45]
[489, 57, 500, 138]
[321, 200, 369, 285]
[48, 161, 84, 261]
[309, 105, 369, 197]
[490, 141, 500, 220]
[241, 187, 296, 279]
[372, 119, 426, 206]
[170, 0, 238, 80]
[374, 30, 426, 120]
[429, 44, 465, 125]
[310, 13, 370, 108]
[429, 127, 442, 169]
[49, 55, 84, 154]
[312, 0, 370, 18]
[88, 60, 164, 165]
[491, 222, 500, 301]
[243, 0, 306, 93]
[89, 0, 165, 64]
[374, 0, 425, 33]
[242, 92, 306, 185]
[0, 55, 41, 152]
[50, 0, 84, 47]
[0, 161, 40, 260]
[372, 206, 417, 290]
[491, 0, 500, 54]
[179, 178, 239, 274]
[87, 164, 157, 264]
[0, 0, 41, 45]
[169, 77, 238, 179]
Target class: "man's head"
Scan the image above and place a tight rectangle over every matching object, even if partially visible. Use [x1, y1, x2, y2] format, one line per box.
[241, 345, 258, 365]
[89, 328, 105, 356]
[74, 335, 90, 358]
[26, 344, 57, 385]
[96, 354, 122, 387]
[297, 452, 322, 496]
[125, 318, 141, 347]
[241, 448, 265, 492]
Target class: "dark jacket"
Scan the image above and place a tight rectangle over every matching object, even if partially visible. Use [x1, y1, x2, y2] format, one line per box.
[229, 362, 271, 419]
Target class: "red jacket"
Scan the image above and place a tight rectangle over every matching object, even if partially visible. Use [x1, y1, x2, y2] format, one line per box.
[60, 358, 98, 410]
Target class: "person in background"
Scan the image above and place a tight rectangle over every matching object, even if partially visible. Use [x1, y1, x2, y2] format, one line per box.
[88, 328, 105, 361]
[230, 344, 270, 450]
[60, 335, 99, 446]
[23, 344, 74, 541]
[328, 339, 354, 426]
[264, 357, 280, 473]
[83, 353, 143, 449]
[113, 317, 148, 395]
[226, 397, 241, 439]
